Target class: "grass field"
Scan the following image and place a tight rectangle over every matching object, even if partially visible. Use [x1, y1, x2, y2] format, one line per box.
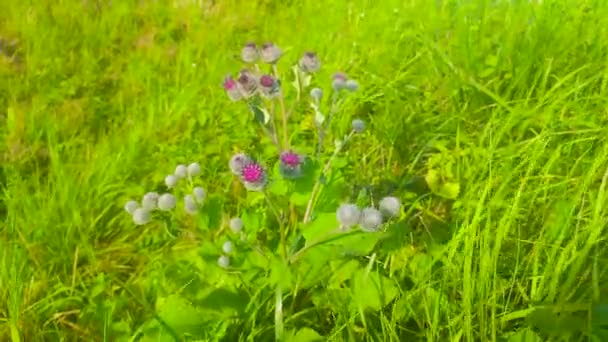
[2, 0, 608, 341]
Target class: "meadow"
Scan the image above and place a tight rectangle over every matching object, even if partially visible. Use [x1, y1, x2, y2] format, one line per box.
[1, 0, 608, 341]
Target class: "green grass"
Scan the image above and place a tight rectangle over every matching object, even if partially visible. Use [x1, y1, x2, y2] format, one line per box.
[2, 0, 608, 340]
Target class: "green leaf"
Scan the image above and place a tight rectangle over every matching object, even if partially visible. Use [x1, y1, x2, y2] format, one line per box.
[438, 182, 460, 199]
[155, 294, 205, 336]
[286, 328, 324, 342]
[270, 256, 293, 289]
[507, 328, 542, 342]
[350, 268, 398, 311]
[195, 288, 248, 318]
[301, 212, 339, 242]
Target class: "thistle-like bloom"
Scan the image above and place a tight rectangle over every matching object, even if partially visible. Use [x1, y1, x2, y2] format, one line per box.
[345, 79, 359, 92]
[236, 69, 259, 98]
[260, 42, 282, 64]
[218, 255, 230, 268]
[222, 241, 234, 254]
[158, 193, 176, 211]
[165, 174, 178, 189]
[240, 162, 267, 191]
[187, 162, 201, 177]
[332, 72, 347, 91]
[352, 119, 365, 133]
[193, 186, 206, 204]
[142, 192, 159, 210]
[336, 203, 361, 230]
[310, 87, 323, 101]
[184, 195, 198, 215]
[241, 42, 259, 63]
[359, 207, 383, 232]
[379, 196, 401, 218]
[279, 151, 304, 179]
[175, 164, 188, 179]
[223, 76, 243, 101]
[229, 217, 243, 233]
[132, 208, 151, 225]
[259, 74, 280, 99]
[125, 200, 139, 215]
[229, 153, 253, 176]
[299, 51, 321, 73]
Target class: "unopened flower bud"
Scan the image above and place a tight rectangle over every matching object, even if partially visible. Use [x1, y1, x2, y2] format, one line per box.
[187, 162, 201, 177]
[158, 193, 176, 211]
[223, 76, 243, 101]
[379, 196, 401, 218]
[132, 208, 151, 225]
[260, 42, 282, 64]
[230, 217, 243, 232]
[332, 72, 347, 91]
[299, 51, 321, 73]
[193, 187, 206, 203]
[336, 203, 361, 229]
[351, 119, 365, 133]
[241, 42, 259, 63]
[165, 174, 178, 189]
[218, 255, 230, 268]
[222, 241, 234, 254]
[125, 200, 139, 215]
[360, 207, 383, 232]
[184, 195, 198, 215]
[175, 164, 187, 179]
[142, 192, 159, 210]
[310, 87, 323, 101]
[345, 79, 359, 92]
[229, 153, 253, 175]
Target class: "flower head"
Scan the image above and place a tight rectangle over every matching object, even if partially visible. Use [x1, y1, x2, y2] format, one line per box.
[236, 69, 259, 98]
[332, 72, 347, 91]
[230, 217, 243, 233]
[158, 193, 176, 211]
[240, 162, 267, 191]
[260, 42, 282, 64]
[218, 255, 230, 268]
[193, 187, 206, 204]
[310, 87, 323, 101]
[299, 51, 321, 73]
[125, 200, 139, 215]
[229, 153, 253, 175]
[279, 151, 304, 179]
[258, 74, 280, 98]
[187, 162, 201, 177]
[142, 192, 159, 210]
[345, 79, 359, 92]
[241, 42, 259, 63]
[165, 174, 178, 189]
[352, 119, 365, 133]
[132, 208, 151, 225]
[223, 75, 243, 101]
[175, 164, 188, 179]
[184, 194, 198, 215]
[336, 203, 361, 230]
[360, 207, 383, 232]
[222, 241, 234, 254]
[379, 196, 401, 218]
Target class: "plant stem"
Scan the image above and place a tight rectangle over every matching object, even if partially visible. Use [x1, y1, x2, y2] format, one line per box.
[273, 64, 289, 149]
[303, 130, 355, 224]
[264, 191, 288, 259]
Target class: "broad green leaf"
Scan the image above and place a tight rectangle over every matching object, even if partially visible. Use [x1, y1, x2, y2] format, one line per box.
[438, 182, 460, 199]
[155, 294, 205, 336]
[350, 269, 398, 311]
[195, 288, 248, 317]
[328, 260, 360, 288]
[507, 328, 542, 342]
[286, 328, 324, 342]
[270, 256, 293, 289]
[301, 212, 339, 242]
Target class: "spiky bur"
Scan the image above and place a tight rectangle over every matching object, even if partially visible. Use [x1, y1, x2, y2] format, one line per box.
[237, 69, 259, 98]
[310, 87, 323, 102]
[279, 151, 304, 179]
[184, 195, 198, 215]
[379, 196, 401, 218]
[260, 42, 282, 64]
[188, 162, 201, 178]
[165, 174, 178, 189]
[132, 208, 151, 225]
[352, 119, 365, 133]
[336, 203, 361, 230]
[259, 74, 280, 99]
[175, 164, 188, 179]
[240, 162, 267, 191]
[218, 255, 230, 269]
[125, 200, 139, 215]
[193, 187, 206, 204]
[359, 207, 383, 232]
[229, 217, 243, 233]
[224, 76, 243, 101]
[142, 192, 159, 210]
[331, 72, 348, 91]
[299, 51, 321, 73]
[222, 241, 234, 254]
[158, 193, 176, 211]
[229, 153, 253, 176]
[241, 42, 258, 63]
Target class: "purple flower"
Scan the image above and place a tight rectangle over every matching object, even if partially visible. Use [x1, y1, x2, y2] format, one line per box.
[279, 151, 304, 179]
[260, 42, 282, 64]
[223, 75, 242, 101]
[241, 42, 259, 63]
[299, 51, 321, 73]
[240, 162, 267, 191]
[332, 72, 347, 91]
[237, 69, 259, 98]
[259, 74, 280, 98]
